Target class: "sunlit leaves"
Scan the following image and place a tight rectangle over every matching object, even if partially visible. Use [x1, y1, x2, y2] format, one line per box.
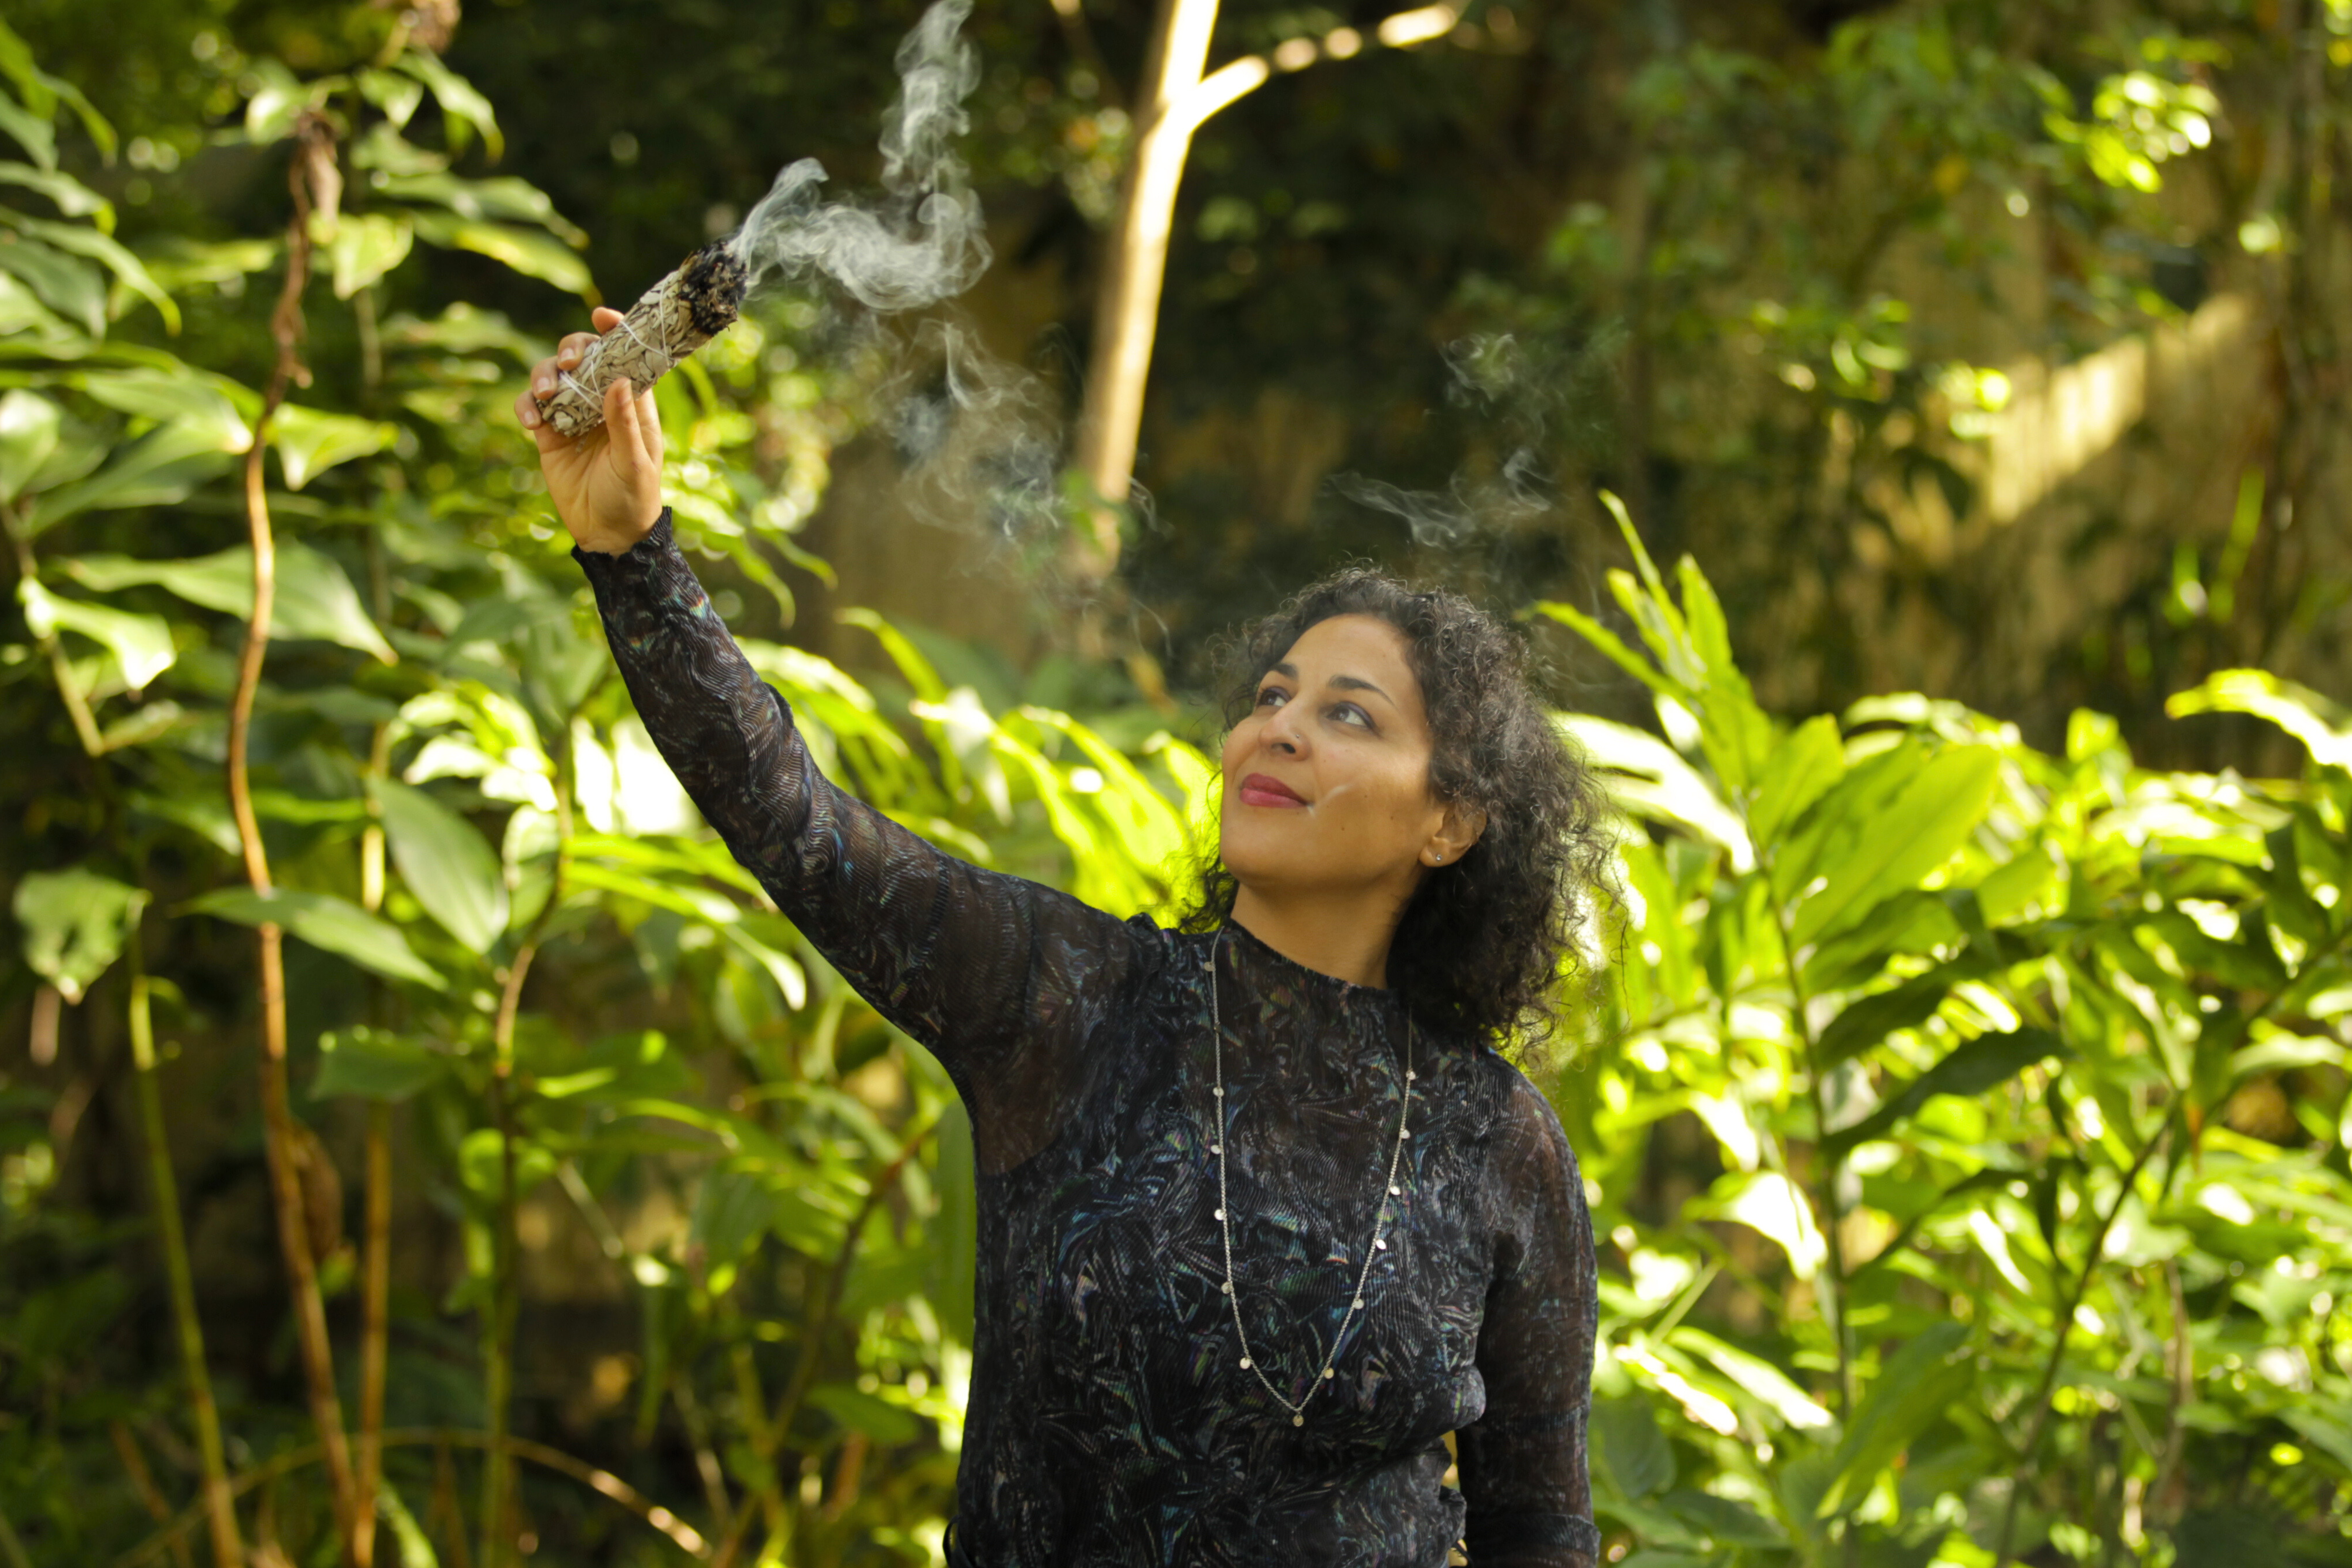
[373, 778, 509, 952]
[12, 867, 147, 1003]
[67, 542, 395, 661]
[188, 887, 446, 989]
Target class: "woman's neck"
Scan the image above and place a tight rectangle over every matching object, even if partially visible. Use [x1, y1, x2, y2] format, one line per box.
[1227, 883, 1409, 990]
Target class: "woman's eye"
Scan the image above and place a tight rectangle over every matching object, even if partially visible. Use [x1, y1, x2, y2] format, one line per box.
[1256, 687, 1287, 708]
[1331, 704, 1372, 729]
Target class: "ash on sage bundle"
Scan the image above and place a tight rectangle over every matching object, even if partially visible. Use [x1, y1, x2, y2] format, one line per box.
[534, 241, 749, 438]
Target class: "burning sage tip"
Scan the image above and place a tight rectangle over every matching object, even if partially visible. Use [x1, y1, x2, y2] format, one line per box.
[537, 240, 750, 438]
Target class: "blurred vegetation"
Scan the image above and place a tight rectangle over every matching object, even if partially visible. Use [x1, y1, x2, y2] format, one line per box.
[1, 1, 2347, 1565]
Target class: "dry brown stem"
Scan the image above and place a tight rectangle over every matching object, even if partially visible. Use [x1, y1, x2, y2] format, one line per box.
[229, 111, 361, 1562]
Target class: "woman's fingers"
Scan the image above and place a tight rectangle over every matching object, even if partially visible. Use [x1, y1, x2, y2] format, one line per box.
[591, 306, 624, 332]
[605, 378, 649, 485]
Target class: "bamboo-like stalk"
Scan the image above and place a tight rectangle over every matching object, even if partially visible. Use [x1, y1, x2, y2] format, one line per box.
[228, 113, 360, 1561]
[355, 720, 394, 1568]
[356, 1102, 392, 1567]
[479, 739, 573, 1567]
[110, 1421, 193, 1568]
[128, 967, 245, 1568]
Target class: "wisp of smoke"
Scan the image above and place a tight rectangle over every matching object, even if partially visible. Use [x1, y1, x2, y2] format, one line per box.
[729, 0, 989, 313]
[1328, 335, 1558, 548]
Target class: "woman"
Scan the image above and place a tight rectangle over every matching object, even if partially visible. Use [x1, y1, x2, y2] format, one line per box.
[519, 320, 1607, 1567]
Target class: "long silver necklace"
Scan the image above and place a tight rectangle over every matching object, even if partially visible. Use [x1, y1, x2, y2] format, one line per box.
[1206, 931, 1415, 1426]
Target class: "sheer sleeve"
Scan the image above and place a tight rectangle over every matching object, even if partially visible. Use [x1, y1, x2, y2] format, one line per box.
[1457, 1075, 1601, 1568]
[574, 516, 1147, 1169]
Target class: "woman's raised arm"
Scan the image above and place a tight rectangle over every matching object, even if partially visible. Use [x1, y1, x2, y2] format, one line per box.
[522, 328, 1148, 1167]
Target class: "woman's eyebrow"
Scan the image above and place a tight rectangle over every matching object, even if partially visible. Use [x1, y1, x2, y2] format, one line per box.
[1329, 673, 1394, 704]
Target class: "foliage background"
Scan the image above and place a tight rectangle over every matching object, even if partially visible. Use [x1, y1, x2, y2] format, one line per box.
[1, 1, 2348, 1565]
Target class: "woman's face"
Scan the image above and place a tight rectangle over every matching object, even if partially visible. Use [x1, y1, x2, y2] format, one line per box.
[1218, 614, 1478, 901]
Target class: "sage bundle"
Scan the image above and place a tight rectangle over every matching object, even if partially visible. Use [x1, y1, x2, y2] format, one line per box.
[534, 240, 750, 438]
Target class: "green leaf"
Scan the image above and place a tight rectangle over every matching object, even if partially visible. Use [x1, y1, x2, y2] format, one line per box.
[1661, 1489, 1788, 1548]
[23, 419, 235, 532]
[327, 212, 415, 300]
[1788, 743, 2002, 950]
[0, 209, 176, 330]
[13, 867, 147, 1003]
[408, 211, 589, 297]
[313, 1026, 449, 1101]
[0, 161, 111, 225]
[1748, 714, 1844, 848]
[1594, 1395, 1676, 1500]
[1814, 954, 1993, 1071]
[0, 387, 60, 500]
[269, 403, 397, 489]
[376, 172, 585, 245]
[186, 887, 446, 989]
[805, 1383, 923, 1446]
[0, 232, 104, 334]
[0, 84, 56, 170]
[2169, 668, 2352, 771]
[1559, 714, 1754, 870]
[1824, 1028, 2068, 1159]
[73, 366, 253, 452]
[1816, 1323, 1973, 1518]
[67, 542, 395, 661]
[18, 578, 175, 688]
[393, 49, 504, 158]
[1702, 1170, 1827, 1278]
[691, 1167, 774, 1265]
[373, 778, 508, 951]
[1532, 599, 1683, 700]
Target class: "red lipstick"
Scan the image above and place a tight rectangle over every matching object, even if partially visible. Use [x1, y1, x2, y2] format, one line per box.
[1237, 773, 1307, 808]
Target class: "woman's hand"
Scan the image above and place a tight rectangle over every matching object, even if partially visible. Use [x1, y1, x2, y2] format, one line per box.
[515, 307, 666, 555]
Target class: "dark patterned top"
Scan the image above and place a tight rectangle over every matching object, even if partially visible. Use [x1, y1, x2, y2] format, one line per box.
[578, 517, 1600, 1568]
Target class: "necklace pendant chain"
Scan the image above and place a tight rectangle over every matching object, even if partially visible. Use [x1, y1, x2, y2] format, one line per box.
[1206, 931, 1414, 1426]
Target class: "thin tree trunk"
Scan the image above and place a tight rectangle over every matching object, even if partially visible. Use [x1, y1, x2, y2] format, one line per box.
[357, 1102, 392, 1567]
[129, 963, 245, 1568]
[1069, 0, 1226, 575]
[229, 111, 360, 1562]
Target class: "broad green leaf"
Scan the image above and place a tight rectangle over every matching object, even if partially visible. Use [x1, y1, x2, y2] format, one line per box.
[458, 1125, 555, 1201]
[1788, 743, 2001, 950]
[186, 886, 446, 989]
[1533, 599, 1682, 700]
[1669, 1326, 1834, 1431]
[23, 419, 235, 532]
[18, 579, 175, 688]
[1703, 1171, 1827, 1278]
[408, 211, 589, 296]
[0, 209, 175, 329]
[0, 161, 110, 225]
[1816, 1323, 1973, 1517]
[270, 403, 397, 489]
[0, 232, 103, 333]
[327, 212, 415, 300]
[1593, 1395, 1676, 1500]
[67, 542, 395, 661]
[73, 366, 252, 452]
[1825, 1028, 2068, 1158]
[1661, 1489, 1788, 1548]
[0, 84, 56, 170]
[313, 1026, 449, 1101]
[691, 1168, 774, 1265]
[1748, 714, 1844, 848]
[375, 172, 585, 244]
[0, 387, 60, 500]
[394, 49, 504, 158]
[2169, 668, 2352, 771]
[1814, 954, 1993, 1070]
[1560, 714, 1754, 870]
[805, 1383, 923, 1446]
[374, 778, 509, 951]
[13, 866, 147, 1003]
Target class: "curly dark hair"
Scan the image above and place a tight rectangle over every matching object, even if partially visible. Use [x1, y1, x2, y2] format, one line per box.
[1179, 567, 1614, 1055]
